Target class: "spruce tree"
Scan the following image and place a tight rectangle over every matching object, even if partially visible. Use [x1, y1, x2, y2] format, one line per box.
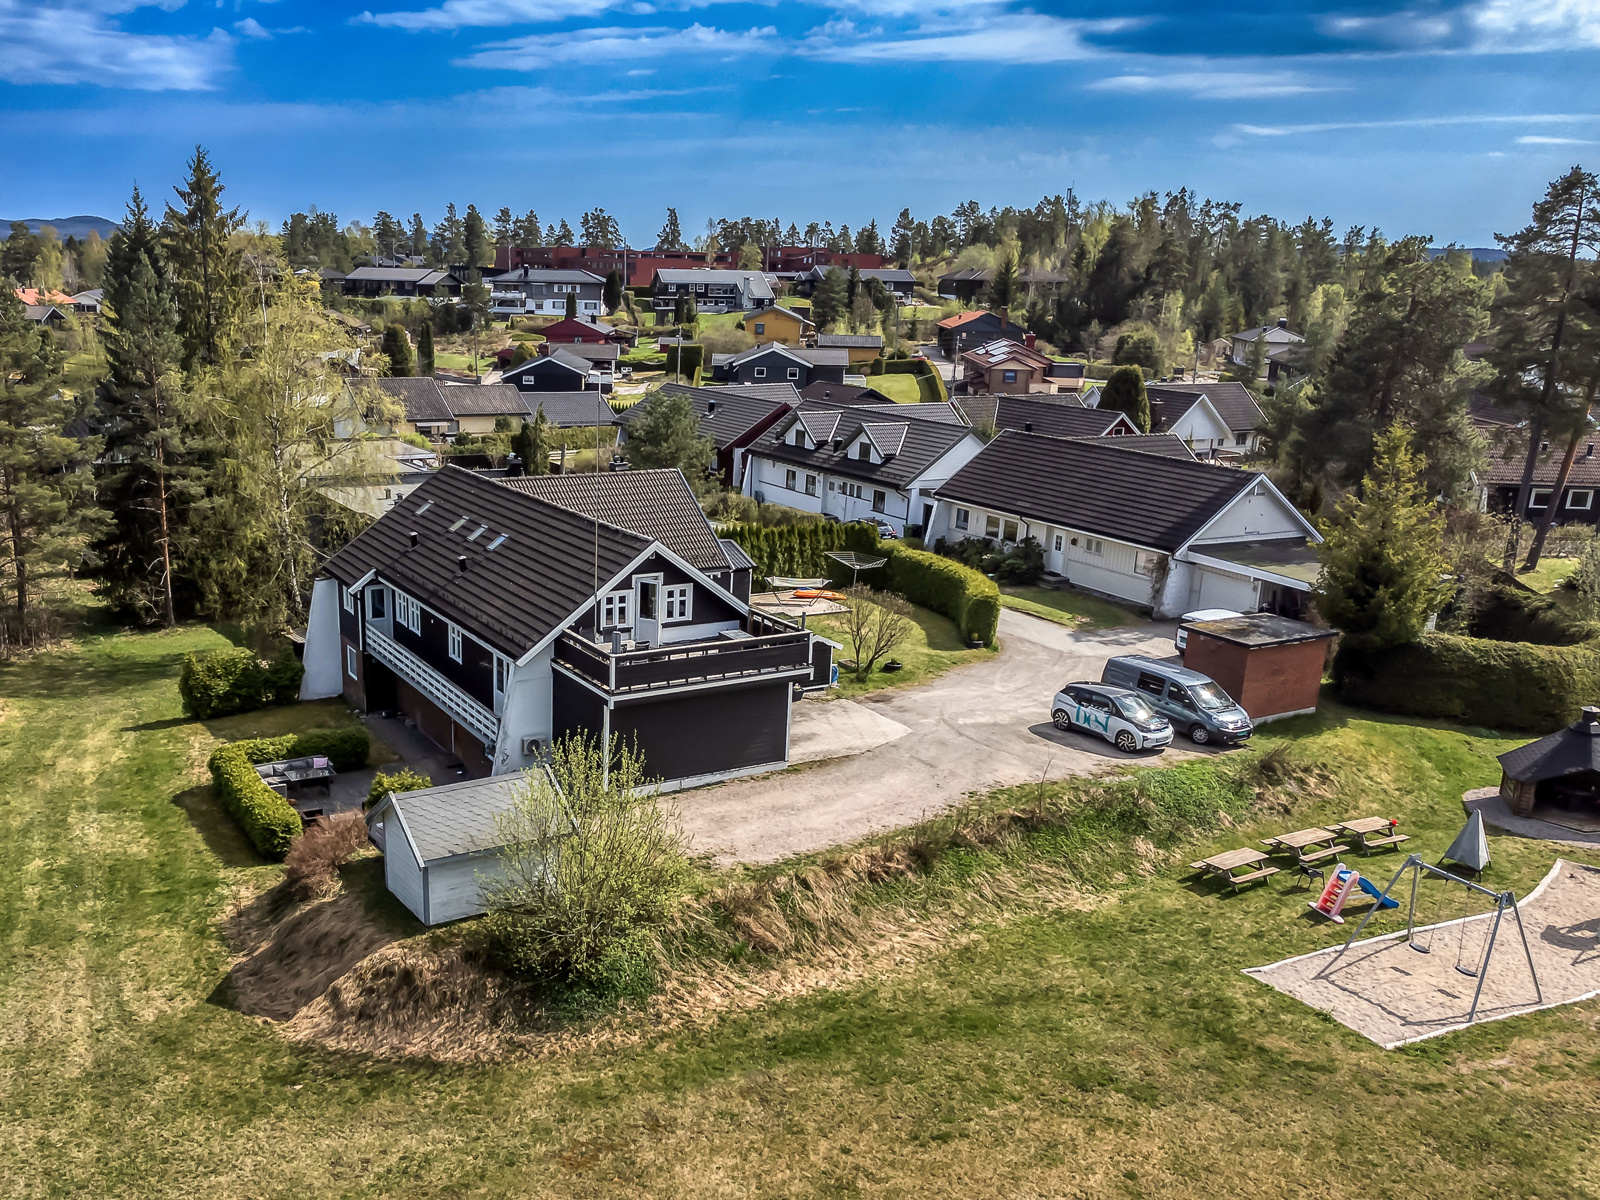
[417, 321, 435, 376]
[0, 290, 104, 643]
[513, 408, 553, 475]
[603, 269, 623, 314]
[162, 146, 247, 369]
[463, 204, 491, 267]
[565, 292, 577, 321]
[813, 267, 848, 331]
[1099, 366, 1151, 432]
[383, 324, 414, 376]
[657, 208, 684, 251]
[623, 391, 714, 483]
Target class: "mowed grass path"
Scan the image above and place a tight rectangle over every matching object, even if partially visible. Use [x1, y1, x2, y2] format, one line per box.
[4, 630, 1600, 1196]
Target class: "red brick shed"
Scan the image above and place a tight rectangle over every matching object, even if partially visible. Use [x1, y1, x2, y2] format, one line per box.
[1180, 613, 1335, 724]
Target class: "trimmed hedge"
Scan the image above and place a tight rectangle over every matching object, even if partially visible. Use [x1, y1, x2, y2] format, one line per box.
[884, 358, 949, 404]
[208, 728, 372, 858]
[886, 545, 1000, 646]
[1466, 583, 1599, 646]
[1335, 633, 1600, 733]
[179, 646, 304, 720]
[663, 342, 704, 382]
[724, 520, 880, 581]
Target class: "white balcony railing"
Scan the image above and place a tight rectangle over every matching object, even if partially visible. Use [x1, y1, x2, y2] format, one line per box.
[365, 626, 500, 747]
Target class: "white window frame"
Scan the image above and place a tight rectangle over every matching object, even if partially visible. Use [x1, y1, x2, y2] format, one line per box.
[394, 592, 421, 634]
[1084, 537, 1105, 556]
[753, 366, 768, 379]
[785, 468, 798, 490]
[1568, 489, 1594, 511]
[954, 507, 969, 531]
[1054, 533, 1064, 552]
[1529, 488, 1552, 509]
[805, 473, 818, 496]
[872, 489, 887, 514]
[494, 655, 509, 697]
[342, 586, 355, 614]
[346, 645, 358, 679]
[985, 515, 1001, 539]
[368, 587, 386, 619]
[1134, 550, 1160, 576]
[448, 623, 462, 662]
[663, 584, 693, 622]
[601, 590, 632, 629]
[787, 367, 800, 380]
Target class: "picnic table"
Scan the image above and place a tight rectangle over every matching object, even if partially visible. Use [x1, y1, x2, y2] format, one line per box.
[1324, 816, 1409, 855]
[1261, 826, 1347, 867]
[1189, 847, 1280, 892]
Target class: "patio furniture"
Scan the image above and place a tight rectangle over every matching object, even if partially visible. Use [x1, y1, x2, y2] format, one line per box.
[1261, 826, 1347, 867]
[1324, 816, 1410, 855]
[253, 755, 336, 796]
[1294, 863, 1326, 891]
[1189, 847, 1280, 893]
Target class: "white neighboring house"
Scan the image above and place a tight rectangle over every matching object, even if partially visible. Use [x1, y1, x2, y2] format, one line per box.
[741, 400, 986, 534]
[927, 430, 1322, 618]
[1231, 318, 1305, 382]
[1145, 382, 1268, 455]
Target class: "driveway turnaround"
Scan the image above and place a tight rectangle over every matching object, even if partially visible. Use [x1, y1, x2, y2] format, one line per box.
[677, 608, 1195, 864]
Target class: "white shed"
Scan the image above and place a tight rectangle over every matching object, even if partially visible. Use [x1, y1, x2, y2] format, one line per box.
[365, 772, 544, 926]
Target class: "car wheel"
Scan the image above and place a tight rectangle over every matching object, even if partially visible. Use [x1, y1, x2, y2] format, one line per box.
[1189, 724, 1211, 745]
[1115, 730, 1138, 753]
[1052, 709, 1071, 730]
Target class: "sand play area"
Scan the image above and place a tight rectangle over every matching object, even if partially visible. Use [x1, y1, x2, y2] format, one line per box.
[1246, 860, 1600, 1048]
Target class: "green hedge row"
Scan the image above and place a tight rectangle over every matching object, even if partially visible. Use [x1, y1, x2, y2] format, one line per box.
[724, 520, 881, 581]
[883, 358, 949, 404]
[1465, 583, 1599, 646]
[663, 343, 704, 382]
[1335, 633, 1600, 733]
[207, 729, 372, 858]
[179, 646, 304, 720]
[885, 545, 1000, 645]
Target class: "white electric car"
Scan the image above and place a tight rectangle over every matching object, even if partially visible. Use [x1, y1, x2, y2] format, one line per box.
[1050, 682, 1174, 753]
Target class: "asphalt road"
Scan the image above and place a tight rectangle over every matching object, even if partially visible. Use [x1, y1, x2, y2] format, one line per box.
[676, 607, 1199, 864]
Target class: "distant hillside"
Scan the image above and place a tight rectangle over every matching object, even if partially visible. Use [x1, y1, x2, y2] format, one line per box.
[1428, 245, 1509, 262]
[2, 216, 121, 240]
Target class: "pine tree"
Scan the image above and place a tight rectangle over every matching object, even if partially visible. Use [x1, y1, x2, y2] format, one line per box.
[989, 243, 1021, 313]
[162, 146, 247, 369]
[657, 208, 685, 251]
[813, 267, 848, 331]
[891, 208, 915, 266]
[1099, 366, 1151, 432]
[565, 292, 577, 321]
[463, 204, 491, 267]
[603, 269, 623, 314]
[493, 206, 513, 249]
[1314, 423, 1451, 651]
[1, 222, 39, 283]
[383, 323, 414, 376]
[0, 289, 104, 643]
[555, 218, 575, 245]
[408, 213, 428, 259]
[417, 321, 435, 376]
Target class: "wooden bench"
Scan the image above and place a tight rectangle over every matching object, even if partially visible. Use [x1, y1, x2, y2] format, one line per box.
[1221, 866, 1280, 892]
[1360, 833, 1410, 851]
[1323, 818, 1409, 855]
[1190, 848, 1280, 893]
[1296, 844, 1347, 866]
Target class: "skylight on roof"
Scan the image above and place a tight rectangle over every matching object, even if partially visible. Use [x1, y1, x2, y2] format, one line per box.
[415, 500, 434, 515]
[487, 534, 508, 551]
[449, 516, 469, 531]
[467, 524, 488, 541]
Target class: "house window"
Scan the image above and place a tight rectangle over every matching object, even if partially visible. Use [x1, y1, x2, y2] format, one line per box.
[368, 588, 386, 619]
[342, 586, 355, 614]
[1134, 550, 1160, 576]
[395, 592, 421, 634]
[856, 441, 872, 460]
[786, 468, 798, 490]
[985, 515, 1001, 538]
[872, 489, 887, 513]
[1530, 489, 1552, 509]
[1002, 519, 1018, 542]
[1003, 370, 1017, 384]
[1054, 534, 1064, 552]
[1569, 490, 1595, 511]
[1084, 538, 1105, 556]
[663, 584, 693, 621]
[601, 590, 632, 629]
[1235, 432, 1248, 446]
[955, 507, 970, 531]
[754, 367, 767, 379]
[754, 322, 766, 335]
[787, 367, 800, 380]
[448, 624, 462, 662]
[494, 656, 509, 697]
[346, 645, 358, 680]
[805, 473, 818, 496]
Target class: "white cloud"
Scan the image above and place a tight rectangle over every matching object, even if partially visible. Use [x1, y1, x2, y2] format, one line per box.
[1472, 0, 1600, 50]
[0, 1, 234, 90]
[233, 17, 271, 38]
[361, 0, 754, 32]
[457, 22, 776, 67]
[805, 13, 1132, 64]
[1517, 134, 1598, 144]
[1089, 70, 1328, 100]
[1237, 113, 1600, 137]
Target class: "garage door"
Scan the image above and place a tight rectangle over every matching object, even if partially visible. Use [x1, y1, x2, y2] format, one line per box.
[1192, 566, 1257, 612]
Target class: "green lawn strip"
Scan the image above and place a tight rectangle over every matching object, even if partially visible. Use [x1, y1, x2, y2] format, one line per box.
[863, 373, 921, 404]
[6, 628, 1600, 1195]
[999, 585, 1140, 631]
[809, 601, 994, 699]
[1517, 556, 1579, 594]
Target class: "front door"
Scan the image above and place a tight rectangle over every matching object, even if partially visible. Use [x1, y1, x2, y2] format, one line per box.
[1046, 530, 1066, 575]
[634, 576, 662, 646]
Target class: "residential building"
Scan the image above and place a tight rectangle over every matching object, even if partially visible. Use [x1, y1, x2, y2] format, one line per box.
[790, 266, 914, 300]
[651, 268, 774, 315]
[927, 432, 1321, 618]
[958, 339, 1082, 395]
[1145, 382, 1266, 453]
[302, 465, 828, 787]
[370, 377, 615, 438]
[763, 248, 887, 273]
[1144, 388, 1242, 458]
[816, 333, 883, 366]
[797, 381, 896, 406]
[956, 394, 1140, 439]
[23, 304, 66, 327]
[70, 288, 103, 314]
[1481, 433, 1600, 527]
[533, 316, 631, 346]
[341, 266, 463, 299]
[496, 245, 738, 288]
[938, 267, 1067, 303]
[616, 382, 798, 488]
[541, 342, 620, 372]
[436, 383, 531, 435]
[485, 268, 606, 318]
[502, 347, 611, 394]
[14, 287, 75, 307]
[935, 309, 1030, 359]
[1230, 318, 1305, 383]
[712, 343, 849, 388]
[743, 306, 813, 346]
[741, 400, 987, 533]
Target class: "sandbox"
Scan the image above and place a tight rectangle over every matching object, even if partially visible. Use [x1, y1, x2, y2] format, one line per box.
[1246, 859, 1600, 1048]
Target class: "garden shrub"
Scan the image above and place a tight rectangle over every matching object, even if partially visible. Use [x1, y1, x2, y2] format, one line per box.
[886, 545, 1000, 645]
[207, 729, 372, 858]
[725, 520, 880, 582]
[1465, 582, 1598, 646]
[179, 646, 304, 720]
[366, 768, 433, 810]
[662, 342, 704, 380]
[283, 812, 369, 900]
[1335, 633, 1600, 732]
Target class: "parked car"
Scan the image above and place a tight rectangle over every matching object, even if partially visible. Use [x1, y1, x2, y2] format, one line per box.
[1175, 608, 1242, 653]
[1050, 682, 1173, 753]
[1101, 655, 1252, 745]
[871, 519, 899, 539]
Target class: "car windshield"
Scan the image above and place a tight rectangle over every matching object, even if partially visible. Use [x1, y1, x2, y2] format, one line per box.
[1115, 695, 1159, 721]
[1191, 681, 1234, 710]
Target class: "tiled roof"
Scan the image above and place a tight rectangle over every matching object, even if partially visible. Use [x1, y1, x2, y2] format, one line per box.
[374, 377, 453, 423]
[759, 405, 976, 489]
[797, 382, 895, 406]
[936, 431, 1262, 552]
[620, 382, 797, 446]
[501, 469, 731, 573]
[439, 382, 530, 417]
[324, 465, 650, 657]
[1483, 439, 1600, 487]
[544, 342, 620, 362]
[845, 401, 967, 426]
[727, 342, 850, 368]
[523, 391, 618, 428]
[1079, 433, 1196, 460]
[371, 772, 548, 862]
[1145, 382, 1265, 436]
[957, 394, 1131, 439]
[816, 334, 883, 349]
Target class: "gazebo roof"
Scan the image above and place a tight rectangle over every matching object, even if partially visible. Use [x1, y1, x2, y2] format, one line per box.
[1498, 707, 1600, 782]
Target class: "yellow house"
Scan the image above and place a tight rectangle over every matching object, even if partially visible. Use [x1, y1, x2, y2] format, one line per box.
[744, 305, 813, 346]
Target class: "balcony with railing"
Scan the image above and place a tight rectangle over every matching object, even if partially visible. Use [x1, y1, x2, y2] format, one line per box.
[364, 626, 500, 745]
[553, 612, 814, 696]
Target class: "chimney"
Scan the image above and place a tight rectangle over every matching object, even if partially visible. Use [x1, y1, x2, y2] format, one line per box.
[1277, 316, 1288, 330]
[1024, 332, 1037, 350]
[1024, 421, 1033, 433]
[457, 555, 468, 575]
[998, 306, 1008, 328]
[408, 531, 419, 548]
[1579, 706, 1600, 733]
[706, 399, 716, 415]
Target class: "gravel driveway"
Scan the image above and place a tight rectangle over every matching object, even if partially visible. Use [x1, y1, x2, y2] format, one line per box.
[677, 607, 1198, 864]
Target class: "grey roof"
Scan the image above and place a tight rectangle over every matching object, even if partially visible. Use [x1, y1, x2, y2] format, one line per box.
[439, 382, 531, 417]
[490, 267, 605, 285]
[523, 391, 618, 428]
[957, 395, 1131, 439]
[544, 342, 620, 363]
[935, 430, 1262, 553]
[816, 334, 884, 350]
[1183, 612, 1334, 648]
[619, 382, 797, 447]
[504, 348, 592, 381]
[1079, 433, 1196, 461]
[857, 268, 916, 285]
[369, 772, 547, 862]
[345, 266, 461, 286]
[798, 382, 896, 406]
[1499, 709, 1600, 783]
[727, 342, 850, 369]
[653, 268, 774, 299]
[847, 401, 967, 426]
[1232, 324, 1304, 345]
[323, 464, 651, 657]
[374, 377, 453, 424]
[1145, 382, 1265, 437]
[759, 403, 978, 489]
[746, 305, 813, 328]
[720, 537, 756, 572]
[862, 422, 909, 457]
[501, 469, 731, 573]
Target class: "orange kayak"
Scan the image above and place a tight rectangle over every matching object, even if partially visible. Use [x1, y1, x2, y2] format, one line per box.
[794, 588, 845, 601]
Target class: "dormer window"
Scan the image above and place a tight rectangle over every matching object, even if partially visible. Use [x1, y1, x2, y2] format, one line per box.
[855, 440, 872, 461]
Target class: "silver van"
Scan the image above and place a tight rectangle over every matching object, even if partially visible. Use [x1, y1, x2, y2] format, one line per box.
[1100, 655, 1253, 745]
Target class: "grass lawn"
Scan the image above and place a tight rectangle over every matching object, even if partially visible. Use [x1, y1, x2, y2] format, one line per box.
[1000, 584, 1140, 631]
[1518, 556, 1579, 593]
[863, 373, 922, 404]
[432, 351, 478, 371]
[7, 627, 1600, 1196]
[808, 601, 994, 698]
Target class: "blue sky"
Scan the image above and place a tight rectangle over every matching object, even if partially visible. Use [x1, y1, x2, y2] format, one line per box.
[3, 0, 1600, 244]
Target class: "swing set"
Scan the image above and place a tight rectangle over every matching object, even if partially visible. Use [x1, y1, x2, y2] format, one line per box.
[1314, 854, 1544, 1026]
